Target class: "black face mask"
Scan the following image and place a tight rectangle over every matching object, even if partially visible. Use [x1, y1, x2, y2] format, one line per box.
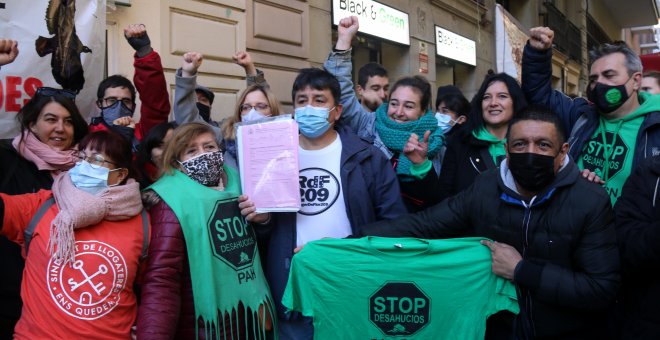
[586, 76, 633, 114]
[196, 102, 211, 123]
[508, 152, 557, 193]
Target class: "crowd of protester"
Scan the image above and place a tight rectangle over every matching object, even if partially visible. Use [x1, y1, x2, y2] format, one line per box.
[0, 15, 658, 340]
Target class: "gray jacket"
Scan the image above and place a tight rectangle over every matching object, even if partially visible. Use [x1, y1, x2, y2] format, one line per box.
[173, 68, 269, 169]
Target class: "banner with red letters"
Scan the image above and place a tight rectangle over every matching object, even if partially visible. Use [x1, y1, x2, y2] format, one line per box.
[0, 0, 105, 138]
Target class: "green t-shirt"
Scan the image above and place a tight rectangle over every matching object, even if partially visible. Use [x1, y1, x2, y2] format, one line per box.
[577, 91, 660, 205]
[577, 115, 644, 205]
[282, 237, 519, 339]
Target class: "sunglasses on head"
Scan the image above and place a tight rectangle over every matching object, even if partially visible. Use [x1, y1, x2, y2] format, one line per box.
[35, 87, 78, 100]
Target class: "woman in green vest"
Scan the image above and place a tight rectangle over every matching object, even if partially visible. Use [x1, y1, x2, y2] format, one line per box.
[137, 122, 275, 339]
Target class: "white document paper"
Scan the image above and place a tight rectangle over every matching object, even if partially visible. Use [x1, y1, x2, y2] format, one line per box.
[237, 116, 301, 213]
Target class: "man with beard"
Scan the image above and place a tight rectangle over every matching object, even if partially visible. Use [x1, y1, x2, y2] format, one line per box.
[352, 106, 620, 339]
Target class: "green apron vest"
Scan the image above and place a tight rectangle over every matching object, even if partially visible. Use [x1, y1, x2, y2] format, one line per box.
[150, 166, 276, 339]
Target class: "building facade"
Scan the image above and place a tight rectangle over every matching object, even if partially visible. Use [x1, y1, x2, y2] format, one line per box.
[107, 0, 658, 122]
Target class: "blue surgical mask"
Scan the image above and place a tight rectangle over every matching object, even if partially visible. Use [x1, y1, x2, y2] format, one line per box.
[101, 100, 134, 127]
[435, 112, 455, 134]
[68, 160, 112, 195]
[295, 105, 334, 138]
[241, 108, 267, 123]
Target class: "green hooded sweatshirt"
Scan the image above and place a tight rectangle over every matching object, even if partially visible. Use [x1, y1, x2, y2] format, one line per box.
[578, 91, 660, 205]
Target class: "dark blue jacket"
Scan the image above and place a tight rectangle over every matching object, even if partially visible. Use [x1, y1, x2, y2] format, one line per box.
[257, 126, 407, 320]
[522, 43, 660, 165]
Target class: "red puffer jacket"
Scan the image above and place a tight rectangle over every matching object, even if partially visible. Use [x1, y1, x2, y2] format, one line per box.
[136, 199, 198, 339]
[137, 199, 245, 339]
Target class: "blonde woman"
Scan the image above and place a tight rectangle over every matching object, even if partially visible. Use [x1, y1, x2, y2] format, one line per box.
[138, 123, 274, 339]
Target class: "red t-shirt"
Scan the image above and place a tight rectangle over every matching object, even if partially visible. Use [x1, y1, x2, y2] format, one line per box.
[0, 190, 147, 339]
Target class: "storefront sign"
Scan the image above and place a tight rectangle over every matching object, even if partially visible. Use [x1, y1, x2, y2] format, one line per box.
[332, 0, 410, 45]
[434, 26, 476, 66]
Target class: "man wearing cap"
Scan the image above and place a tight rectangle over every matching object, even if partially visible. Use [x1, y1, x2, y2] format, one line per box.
[174, 51, 269, 128]
[194, 85, 216, 125]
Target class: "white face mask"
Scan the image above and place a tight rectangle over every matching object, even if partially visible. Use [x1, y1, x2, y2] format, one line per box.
[434, 112, 456, 134]
[241, 108, 267, 123]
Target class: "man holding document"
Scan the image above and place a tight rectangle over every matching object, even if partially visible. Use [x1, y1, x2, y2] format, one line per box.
[239, 67, 406, 339]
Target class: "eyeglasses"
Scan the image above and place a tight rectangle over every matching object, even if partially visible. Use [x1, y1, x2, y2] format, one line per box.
[35, 87, 77, 100]
[240, 103, 270, 113]
[101, 97, 133, 108]
[77, 151, 117, 169]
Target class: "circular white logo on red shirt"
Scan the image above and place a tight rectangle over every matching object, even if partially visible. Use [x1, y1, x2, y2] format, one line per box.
[46, 241, 128, 320]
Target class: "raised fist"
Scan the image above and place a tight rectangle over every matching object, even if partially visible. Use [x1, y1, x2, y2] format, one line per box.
[181, 52, 203, 77]
[528, 27, 554, 51]
[124, 24, 152, 57]
[0, 39, 19, 66]
[335, 16, 359, 50]
[232, 51, 257, 76]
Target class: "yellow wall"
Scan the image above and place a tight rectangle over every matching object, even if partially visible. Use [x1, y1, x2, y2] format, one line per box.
[587, 0, 620, 41]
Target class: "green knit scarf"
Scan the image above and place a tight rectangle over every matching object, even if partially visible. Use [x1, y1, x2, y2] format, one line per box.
[374, 103, 444, 180]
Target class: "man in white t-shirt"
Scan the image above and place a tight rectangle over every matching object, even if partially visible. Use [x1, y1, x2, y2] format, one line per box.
[239, 67, 407, 340]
